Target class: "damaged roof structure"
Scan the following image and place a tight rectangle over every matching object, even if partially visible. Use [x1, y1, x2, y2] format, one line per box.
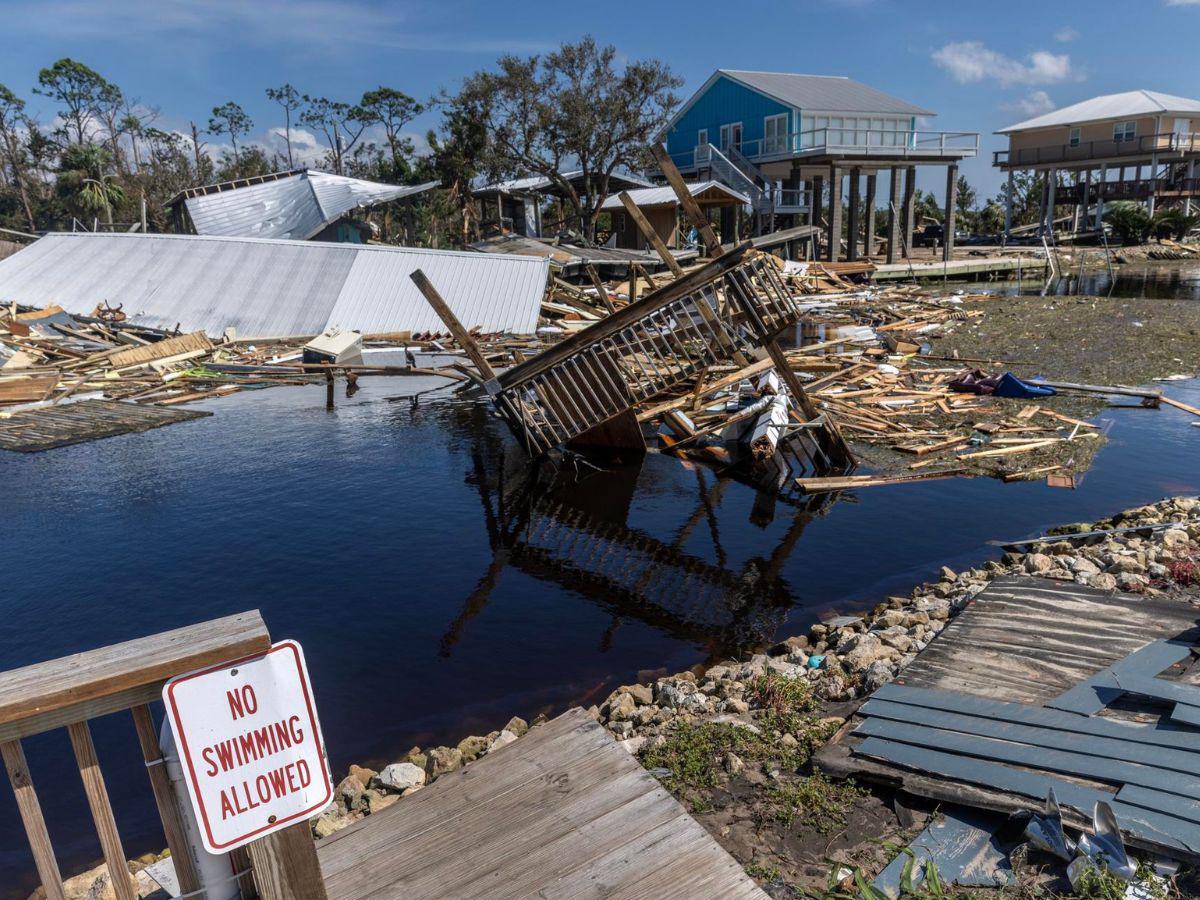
[166, 169, 439, 242]
[0, 232, 549, 337]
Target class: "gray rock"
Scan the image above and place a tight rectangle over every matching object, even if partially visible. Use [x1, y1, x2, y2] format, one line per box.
[1069, 557, 1101, 576]
[723, 751, 745, 775]
[1162, 528, 1190, 551]
[457, 735, 490, 762]
[1116, 572, 1147, 592]
[1025, 553, 1053, 574]
[862, 660, 895, 693]
[488, 729, 518, 753]
[424, 746, 463, 778]
[1088, 572, 1118, 591]
[335, 775, 365, 811]
[504, 716, 529, 737]
[376, 762, 426, 793]
[619, 736, 647, 755]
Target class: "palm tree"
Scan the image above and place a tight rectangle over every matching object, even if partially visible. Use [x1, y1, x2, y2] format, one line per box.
[58, 142, 124, 227]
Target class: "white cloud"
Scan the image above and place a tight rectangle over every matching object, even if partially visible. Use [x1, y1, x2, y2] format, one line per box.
[1053, 26, 1078, 42]
[264, 126, 327, 167]
[1004, 90, 1056, 116]
[932, 41, 1075, 87]
[1165, 0, 1200, 5]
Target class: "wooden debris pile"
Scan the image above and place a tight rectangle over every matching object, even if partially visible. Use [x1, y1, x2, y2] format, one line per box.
[0, 303, 496, 417]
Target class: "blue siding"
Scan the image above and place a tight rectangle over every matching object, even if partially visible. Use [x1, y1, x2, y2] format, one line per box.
[665, 75, 792, 163]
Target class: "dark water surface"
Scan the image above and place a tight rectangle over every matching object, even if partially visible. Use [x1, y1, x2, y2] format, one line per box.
[2, 322, 1199, 893]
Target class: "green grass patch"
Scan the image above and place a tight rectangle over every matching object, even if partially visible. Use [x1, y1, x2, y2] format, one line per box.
[763, 773, 866, 832]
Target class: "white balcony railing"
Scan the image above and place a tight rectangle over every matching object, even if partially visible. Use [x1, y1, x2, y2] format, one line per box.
[676, 128, 979, 171]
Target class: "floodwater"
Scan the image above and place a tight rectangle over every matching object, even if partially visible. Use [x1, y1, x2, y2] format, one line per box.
[1, 290, 1199, 894]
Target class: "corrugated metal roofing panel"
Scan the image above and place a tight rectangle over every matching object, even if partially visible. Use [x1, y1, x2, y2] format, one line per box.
[998, 90, 1200, 133]
[600, 181, 749, 210]
[0, 233, 549, 337]
[720, 70, 934, 117]
[183, 171, 437, 240]
[329, 245, 547, 336]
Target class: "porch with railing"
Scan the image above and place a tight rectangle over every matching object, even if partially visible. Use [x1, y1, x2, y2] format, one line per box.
[674, 128, 979, 172]
[1055, 176, 1200, 204]
[994, 132, 1200, 168]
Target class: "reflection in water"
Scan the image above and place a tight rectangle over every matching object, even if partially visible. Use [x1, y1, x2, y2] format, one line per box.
[441, 453, 839, 658]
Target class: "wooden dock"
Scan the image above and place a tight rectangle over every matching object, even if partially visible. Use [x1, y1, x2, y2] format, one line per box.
[872, 255, 1048, 282]
[818, 575, 1200, 859]
[317, 708, 767, 899]
[0, 399, 211, 452]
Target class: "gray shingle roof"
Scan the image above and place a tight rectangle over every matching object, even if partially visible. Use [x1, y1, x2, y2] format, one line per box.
[720, 70, 934, 117]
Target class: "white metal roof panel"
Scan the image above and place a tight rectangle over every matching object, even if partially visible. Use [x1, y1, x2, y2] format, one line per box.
[720, 70, 934, 116]
[329, 245, 547, 335]
[183, 171, 437, 240]
[600, 181, 749, 210]
[998, 90, 1200, 133]
[0, 233, 549, 337]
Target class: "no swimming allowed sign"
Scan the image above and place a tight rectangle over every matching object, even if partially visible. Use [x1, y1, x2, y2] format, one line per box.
[163, 640, 333, 854]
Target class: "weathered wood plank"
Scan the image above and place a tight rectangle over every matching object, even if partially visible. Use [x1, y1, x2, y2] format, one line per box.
[318, 709, 766, 899]
[246, 822, 328, 900]
[0, 610, 269, 731]
[67, 721, 137, 900]
[0, 399, 211, 452]
[1, 740, 66, 900]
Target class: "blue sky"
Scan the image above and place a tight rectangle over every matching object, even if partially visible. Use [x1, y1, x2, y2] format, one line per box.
[2, 0, 1199, 200]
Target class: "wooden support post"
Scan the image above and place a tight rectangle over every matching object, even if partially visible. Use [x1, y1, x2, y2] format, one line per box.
[618, 191, 684, 277]
[763, 339, 853, 468]
[585, 264, 616, 314]
[901, 166, 916, 259]
[886, 167, 901, 263]
[67, 721, 137, 900]
[246, 821, 328, 900]
[864, 173, 877, 259]
[629, 265, 640, 303]
[410, 269, 497, 384]
[846, 167, 861, 261]
[1045, 167, 1057, 239]
[826, 165, 843, 262]
[1004, 169, 1014, 241]
[2, 740, 65, 900]
[130, 705, 202, 897]
[652, 143, 720, 256]
[943, 163, 959, 262]
[810, 174, 823, 230]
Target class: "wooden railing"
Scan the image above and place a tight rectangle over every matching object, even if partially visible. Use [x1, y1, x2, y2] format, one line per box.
[0, 612, 325, 900]
[994, 133, 1200, 167]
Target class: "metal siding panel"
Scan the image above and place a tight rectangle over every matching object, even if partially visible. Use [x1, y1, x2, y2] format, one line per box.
[326, 245, 548, 336]
[669, 74, 791, 155]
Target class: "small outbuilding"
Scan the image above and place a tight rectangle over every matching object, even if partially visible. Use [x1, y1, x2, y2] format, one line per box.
[599, 181, 749, 250]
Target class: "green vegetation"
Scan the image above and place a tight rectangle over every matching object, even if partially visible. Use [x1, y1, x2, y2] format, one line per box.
[762, 774, 865, 831]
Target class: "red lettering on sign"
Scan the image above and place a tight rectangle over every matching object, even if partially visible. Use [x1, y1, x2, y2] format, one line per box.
[226, 685, 258, 720]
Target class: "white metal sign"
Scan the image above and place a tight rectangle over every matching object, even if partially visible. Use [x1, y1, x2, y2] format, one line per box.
[163, 640, 333, 854]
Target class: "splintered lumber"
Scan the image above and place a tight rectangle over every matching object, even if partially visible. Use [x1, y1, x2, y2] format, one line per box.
[652, 143, 721, 256]
[795, 468, 966, 494]
[956, 439, 1061, 460]
[1162, 396, 1200, 418]
[1032, 380, 1162, 403]
[1002, 464, 1064, 482]
[410, 269, 496, 382]
[0, 376, 59, 404]
[897, 435, 970, 456]
[108, 331, 212, 368]
[618, 192, 684, 277]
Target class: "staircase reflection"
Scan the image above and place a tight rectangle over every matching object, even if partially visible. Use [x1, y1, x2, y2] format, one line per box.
[440, 452, 839, 657]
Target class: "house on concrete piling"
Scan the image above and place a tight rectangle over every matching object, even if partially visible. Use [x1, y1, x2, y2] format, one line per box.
[994, 90, 1200, 239]
[660, 69, 979, 262]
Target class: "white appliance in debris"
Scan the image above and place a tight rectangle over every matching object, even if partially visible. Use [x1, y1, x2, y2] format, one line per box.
[303, 327, 364, 367]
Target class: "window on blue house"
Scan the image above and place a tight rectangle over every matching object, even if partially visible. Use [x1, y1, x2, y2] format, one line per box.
[764, 114, 787, 155]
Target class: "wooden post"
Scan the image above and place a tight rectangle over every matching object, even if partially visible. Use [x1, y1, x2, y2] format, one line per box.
[130, 705, 202, 897]
[617, 192, 683, 277]
[585, 264, 616, 314]
[2, 740, 65, 900]
[652, 144, 720, 256]
[409, 269, 497, 384]
[246, 822, 328, 900]
[67, 721, 138, 900]
[901, 166, 916, 258]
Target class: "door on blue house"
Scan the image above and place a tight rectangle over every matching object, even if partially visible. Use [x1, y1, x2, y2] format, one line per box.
[720, 123, 742, 153]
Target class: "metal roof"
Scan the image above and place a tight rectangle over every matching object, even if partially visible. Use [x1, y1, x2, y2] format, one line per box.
[720, 70, 933, 116]
[998, 90, 1200, 133]
[474, 169, 654, 196]
[600, 181, 749, 210]
[183, 170, 438, 240]
[0, 233, 549, 337]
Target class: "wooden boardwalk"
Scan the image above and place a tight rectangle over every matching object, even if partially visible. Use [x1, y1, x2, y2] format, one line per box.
[317, 708, 767, 899]
[817, 575, 1200, 858]
[0, 399, 211, 452]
